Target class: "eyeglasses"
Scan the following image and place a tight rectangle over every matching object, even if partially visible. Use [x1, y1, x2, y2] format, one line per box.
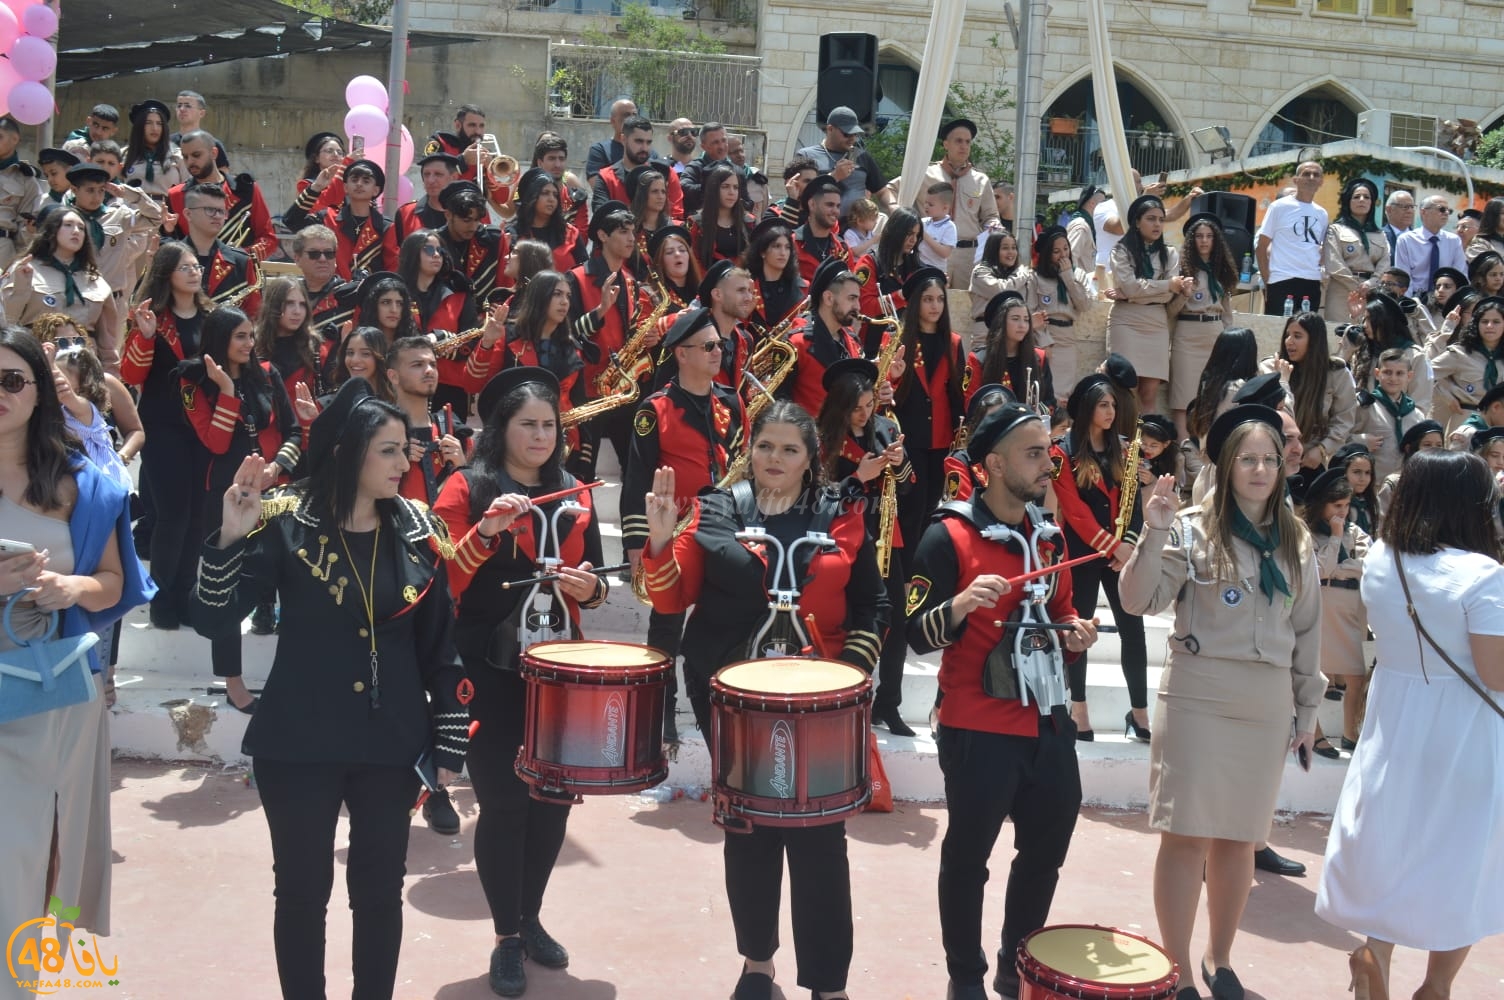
[0, 370, 36, 394]
[176, 263, 204, 273]
[188, 205, 227, 218]
[301, 249, 337, 260]
[1234, 454, 1282, 471]
[1425, 206, 1452, 215]
[670, 128, 699, 138]
[421, 244, 444, 256]
[53, 336, 88, 350]
[683, 339, 723, 354]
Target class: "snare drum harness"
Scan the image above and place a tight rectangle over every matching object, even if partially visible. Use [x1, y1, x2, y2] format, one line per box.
[729, 480, 840, 659]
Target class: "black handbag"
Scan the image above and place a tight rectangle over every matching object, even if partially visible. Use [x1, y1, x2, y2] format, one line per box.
[1393, 550, 1504, 721]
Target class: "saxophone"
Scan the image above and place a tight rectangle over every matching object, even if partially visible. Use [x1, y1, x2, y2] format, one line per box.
[431, 326, 489, 357]
[1114, 423, 1144, 542]
[714, 300, 810, 488]
[594, 283, 671, 396]
[217, 265, 264, 310]
[871, 314, 905, 577]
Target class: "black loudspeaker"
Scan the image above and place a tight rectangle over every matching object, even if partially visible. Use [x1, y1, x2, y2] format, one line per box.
[1190, 191, 1256, 266]
[817, 33, 878, 126]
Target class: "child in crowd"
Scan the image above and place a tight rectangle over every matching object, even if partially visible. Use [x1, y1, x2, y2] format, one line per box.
[1302, 467, 1370, 755]
[1352, 347, 1427, 482]
[1449, 382, 1504, 451]
[918, 181, 957, 270]
[1330, 442, 1379, 537]
[1431, 295, 1504, 433]
[1376, 418, 1444, 518]
[842, 197, 884, 257]
[1472, 426, 1504, 546]
[89, 140, 125, 181]
[1136, 413, 1183, 498]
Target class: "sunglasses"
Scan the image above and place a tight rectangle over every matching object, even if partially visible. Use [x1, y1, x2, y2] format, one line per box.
[684, 339, 723, 354]
[421, 244, 444, 256]
[671, 128, 700, 138]
[0, 370, 36, 394]
[302, 249, 337, 260]
[53, 336, 88, 350]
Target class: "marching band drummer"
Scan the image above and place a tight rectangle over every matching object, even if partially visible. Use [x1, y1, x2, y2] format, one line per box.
[431, 366, 610, 998]
[905, 400, 1098, 1000]
[641, 401, 887, 1000]
[192, 378, 470, 1000]
[1118, 406, 1322, 1000]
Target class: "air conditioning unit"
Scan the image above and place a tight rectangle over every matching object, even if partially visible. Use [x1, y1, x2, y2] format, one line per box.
[1357, 109, 1439, 148]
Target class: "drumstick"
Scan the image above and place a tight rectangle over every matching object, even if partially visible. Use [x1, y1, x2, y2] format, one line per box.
[992, 620, 1120, 633]
[1004, 550, 1103, 588]
[482, 480, 604, 517]
[500, 562, 630, 589]
[805, 613, 830, 658]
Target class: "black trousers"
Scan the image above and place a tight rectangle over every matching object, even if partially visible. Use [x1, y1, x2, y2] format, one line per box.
[464, 660, 573, 936]
[1066, 559, 1148, 710]
[647, 608, 685, 706]
[724, 822, 852, 992]
[567, 406, 631, 483]
[139, 420, 200, 618]
[254, 757, 418, 1000]
[936, 718, 1082, 986]
[873, 564, 907, 715]
[898, 447, 947, 581]
[1263, 277, 1322, 316]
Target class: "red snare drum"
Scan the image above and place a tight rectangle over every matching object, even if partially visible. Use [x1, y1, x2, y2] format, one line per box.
[516, 640, 671, 802]
[1017, 925, 1179, 1000]
[709, 657, 872, 832]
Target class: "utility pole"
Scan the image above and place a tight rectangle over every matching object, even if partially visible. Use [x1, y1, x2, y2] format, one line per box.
[1012, 0, 1046, 263]
[383, 0, 409, 210]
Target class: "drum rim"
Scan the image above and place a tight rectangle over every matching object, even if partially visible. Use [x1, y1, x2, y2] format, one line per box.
[1016, 923, 1180, 995]
[710, 658, 872, 703]
[522, 640, 673, 682]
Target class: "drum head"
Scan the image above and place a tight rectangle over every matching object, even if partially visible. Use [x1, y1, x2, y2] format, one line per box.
[716, 658, 867, 696]
[527, 641, 667, 668]
[1023, 925, 1175, 987]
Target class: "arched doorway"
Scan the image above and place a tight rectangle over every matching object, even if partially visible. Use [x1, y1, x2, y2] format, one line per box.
[1251, 84, 1362, 156]
[1039, 73, 1188, 192]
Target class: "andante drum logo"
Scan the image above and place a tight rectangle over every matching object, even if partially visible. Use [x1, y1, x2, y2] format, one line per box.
[769, 720, 795, 798]
[602, 692, 626, 766]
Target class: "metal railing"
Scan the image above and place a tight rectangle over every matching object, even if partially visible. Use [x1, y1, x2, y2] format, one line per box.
[547, 42, 761, 127]
[1037, 125, 1190, 189]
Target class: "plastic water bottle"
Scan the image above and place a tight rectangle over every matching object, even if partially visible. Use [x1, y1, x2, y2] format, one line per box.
[1300, 295, 1312, 314]
[1282, 295, 1295, 318]
[639, 785, 675, 803]
[682, 784, 709, 802]
[1239, 253, 1254, 285]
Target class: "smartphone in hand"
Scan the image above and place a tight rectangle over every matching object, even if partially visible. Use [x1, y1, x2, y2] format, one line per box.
[352, 135, 365, 159]
[413, 748, 440, 793]
[0, 538, 37, 556]
[1297, 743, 1311, 772]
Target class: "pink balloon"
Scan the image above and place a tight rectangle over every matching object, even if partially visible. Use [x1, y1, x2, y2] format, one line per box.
[2, 0, 39, 12]
[398, 125, 414, 174]
[9, 34, 54, 81]
[0, 9, 17, 55]
[8, 78, 51, 125]
[398, 175, 414, 203]
[344, 75, 388, 113]
[20, 2, 53, 38]
[343, 103, 388, 145]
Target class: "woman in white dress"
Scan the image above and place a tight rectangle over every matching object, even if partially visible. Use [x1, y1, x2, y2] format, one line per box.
[1316, 449, 1504, 1000]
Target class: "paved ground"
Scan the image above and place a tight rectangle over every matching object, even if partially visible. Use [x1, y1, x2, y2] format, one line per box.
[80, 759, 1502, 1000]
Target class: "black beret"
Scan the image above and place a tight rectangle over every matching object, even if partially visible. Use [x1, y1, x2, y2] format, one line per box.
[353, 270, 403, 303]
[131, 100, 173, 127]
[748, 216, 793, 246]
[477, 366, 560, 428]
[1366, 289, 1409, 326]
[1329, 442, 1372, 469]
[1303, 466, 1351, 506]
[302, 130, 342, 162]
[799, 173, 842, 207]
[65, 163, 110, 186]
[1127, 194, 1165, 227]
[1205, 404, 1284, 465]
[646, 224, 692, 260]
[939, 118, 977, 141]
[515, 166, 553, 201]
[1400, 419, 1444, 454]
[1139, 413, 1177, 441]
[306, 378, 381, 472]
[661, 307, 717, 350]
[588, 199, 632, 243]
[901, 266, 948, 303]
[1431, 266, 1468, 290]
[969, 402, 1042, 459]
[1066, 373, 1112, 425]
[438, 179, 483, 211]
[822, 356, 879, 392]
[965, 383, 1015, 424]
[698, 258, 736, 307]
[1478, 382, 1504, 411]
[1182, 211, 1222, 236]
[1232, 371, 1285, 410]
[37, 148, 79, 167]
[809, 254, 854, 305]
[1102, 353, 1138, 390]
[983, 290, 1025, 332]
[1474, 294, 1504, 317]
[344, 158, 385, 191]
[1470, 426, 1504, 453]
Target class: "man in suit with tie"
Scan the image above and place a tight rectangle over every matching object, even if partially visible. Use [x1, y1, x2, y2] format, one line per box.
[1393, 195, 1466, 295]
[1383, 188, 1416, 256]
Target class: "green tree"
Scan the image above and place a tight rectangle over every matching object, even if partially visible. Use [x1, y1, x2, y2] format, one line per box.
[1476, 126, 1504, 171]
[278, 0, 393, 23]
[581, 3, 726, 121]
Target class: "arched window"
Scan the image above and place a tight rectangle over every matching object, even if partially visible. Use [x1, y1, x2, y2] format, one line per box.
[1252, 85, 1362, 156]
[1039, 74, 1187, 190]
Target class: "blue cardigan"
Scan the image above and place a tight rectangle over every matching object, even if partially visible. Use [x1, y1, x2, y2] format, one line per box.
[62, 454, 156, 672]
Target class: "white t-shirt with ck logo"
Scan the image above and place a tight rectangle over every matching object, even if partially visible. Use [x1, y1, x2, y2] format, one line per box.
[1256, 195, 1329, 283]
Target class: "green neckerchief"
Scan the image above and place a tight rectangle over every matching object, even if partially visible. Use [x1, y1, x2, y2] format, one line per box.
[1482, 343, 1504, 392]
[1070, 207, 1095, 239]
[1055, 277, 1069, 307]
[38, 255, 85, 306]
[143, 154, 156, 183]
[1337, 211, 1382, 254]
[1349, 496, 1372, 536]
[1200, 260, 1224, 303]
[0, 153, 17, 171]
[75, 204, 107, 250]
[1371, 387, 1415, 442]
[1462, 411, 1488, 432]
[1231, 507, 1290, 604]
[1136, 239, 1165, 280]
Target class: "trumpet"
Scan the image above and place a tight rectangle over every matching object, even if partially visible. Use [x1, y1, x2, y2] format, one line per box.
[487, 151, 519, 187]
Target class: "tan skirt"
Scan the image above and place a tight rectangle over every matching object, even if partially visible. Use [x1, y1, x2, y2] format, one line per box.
[1169, 317, 1225, 410]
[1149, 652, 1292, 842]
[1106, 301, 1171, 381]
[1320, 585, 1368, 676]
[1048, 323, 1080, 401]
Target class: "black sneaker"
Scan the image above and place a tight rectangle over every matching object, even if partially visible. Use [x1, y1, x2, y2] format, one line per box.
[249, 602, 277, 635]
[423, 787, 461, 835]
[148, 600, 179, 631]
[519, 915, 568, 969]
[488, 937, 526, 997]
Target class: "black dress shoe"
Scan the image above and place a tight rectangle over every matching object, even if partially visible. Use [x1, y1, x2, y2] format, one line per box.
[519, 916, 568, 969]
[1075, 728, 1095, 742]
[1176, 988, 1202, 1000]
[1124, 710, 1151, 742]
[878, 706, 916, 737]
[732, 965, 773, 1000]
[423, 787, 461, 835]
[1200, 962, 1245, 1000]
[1312, 737, 1341, 760]
[944, 982, 988, 1000]
[488, 937, 526, 996]
[1252, 846, 1306, 877]
[148, 602, 179, 630]
[1340, 736, 1358, 752]
[992, 963, 1021, 999]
